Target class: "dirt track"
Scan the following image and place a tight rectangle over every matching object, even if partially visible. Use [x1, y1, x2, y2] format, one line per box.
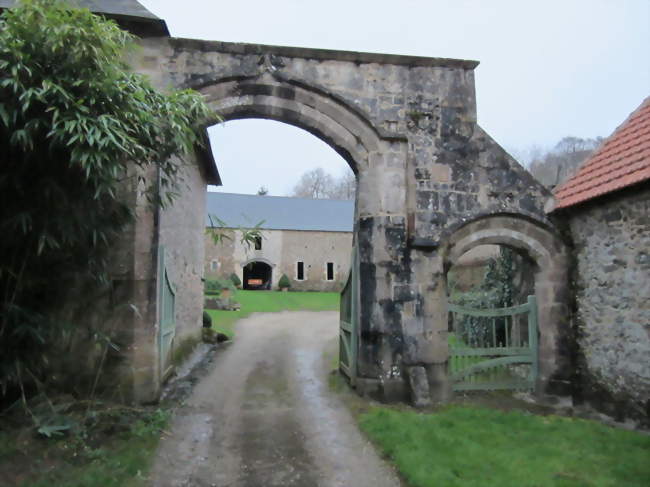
[149, 311, 402, 487]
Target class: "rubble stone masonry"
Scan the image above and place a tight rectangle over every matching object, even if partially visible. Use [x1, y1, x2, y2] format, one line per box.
[568, 185, 650, 420]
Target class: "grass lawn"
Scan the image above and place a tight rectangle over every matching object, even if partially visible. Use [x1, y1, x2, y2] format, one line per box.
[205, 289, 340, 338]
[359, 405, 650, 487]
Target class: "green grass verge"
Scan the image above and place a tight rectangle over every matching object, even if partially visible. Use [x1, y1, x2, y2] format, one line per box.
[205, 290, 340, 338]
[1, 408, 169, 487]
[359, 405, 650, 487]
[18, 435, 157, 487]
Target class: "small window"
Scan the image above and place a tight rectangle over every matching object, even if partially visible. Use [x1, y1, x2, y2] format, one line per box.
[296, 261, 304, 280]
[254, 236, 262, 250]
[210, 259, 218, 271]
[326, 262, 334, 281]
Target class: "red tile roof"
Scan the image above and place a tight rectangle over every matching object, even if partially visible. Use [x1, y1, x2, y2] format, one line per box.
[552, 97, 650, 211]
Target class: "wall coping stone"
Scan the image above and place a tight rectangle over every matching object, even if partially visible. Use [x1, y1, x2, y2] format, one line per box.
[169, 37, 480, 70]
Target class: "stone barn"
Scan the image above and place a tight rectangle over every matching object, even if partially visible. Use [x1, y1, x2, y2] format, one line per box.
[550, 97, 650, 423]
[204, 192, 354, 292]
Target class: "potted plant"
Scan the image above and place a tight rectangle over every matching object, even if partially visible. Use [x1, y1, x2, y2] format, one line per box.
[278, 274, 291, 292]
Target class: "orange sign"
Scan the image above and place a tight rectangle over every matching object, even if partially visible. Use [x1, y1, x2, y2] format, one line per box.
[248, 279, 263, 286]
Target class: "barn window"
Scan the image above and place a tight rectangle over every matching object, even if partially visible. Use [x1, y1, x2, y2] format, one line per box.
[254, 236, 262, 250]
[326, 262, 334, 281]
[296, 261, 304, 280]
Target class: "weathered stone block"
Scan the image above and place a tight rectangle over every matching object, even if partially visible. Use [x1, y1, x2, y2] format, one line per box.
[407, 366, 432, 407]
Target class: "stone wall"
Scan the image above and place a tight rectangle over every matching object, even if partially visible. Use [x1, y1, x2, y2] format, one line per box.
[567, 185, 650, 421]
[280, 230, 352, 291]
[205, 228, 352, 292]
[159, 158, 207, 364]
[97, 43, 213, 403]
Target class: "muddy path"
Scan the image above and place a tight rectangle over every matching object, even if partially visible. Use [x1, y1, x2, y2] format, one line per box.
[149, 311, 402, 487]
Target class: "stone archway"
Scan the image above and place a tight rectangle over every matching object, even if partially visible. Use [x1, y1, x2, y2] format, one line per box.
[188, 69, 414, 400]
[4, 0, 576, 405]
[442, 214, 571, 394]
[129, 36, 572, 404]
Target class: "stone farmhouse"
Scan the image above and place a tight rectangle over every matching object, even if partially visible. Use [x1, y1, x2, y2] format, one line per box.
[550, 97, 650, 422]
[204, 193, 354, 292]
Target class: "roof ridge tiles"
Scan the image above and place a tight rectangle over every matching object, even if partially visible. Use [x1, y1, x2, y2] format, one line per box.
[557, 158, 648, 194]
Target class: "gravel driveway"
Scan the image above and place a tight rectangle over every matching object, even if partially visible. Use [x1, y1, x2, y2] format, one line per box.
[148, 311, 402, 487]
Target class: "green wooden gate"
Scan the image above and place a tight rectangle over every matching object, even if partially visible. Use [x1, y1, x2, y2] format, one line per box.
[448, 295, 538, 392]
[158, 246, 176, 381]
[339, 246, 358, 386]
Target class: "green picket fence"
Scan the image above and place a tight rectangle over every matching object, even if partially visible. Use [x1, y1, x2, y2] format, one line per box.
[448, 296, 538, 392]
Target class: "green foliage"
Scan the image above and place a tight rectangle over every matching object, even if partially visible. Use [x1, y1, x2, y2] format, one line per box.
[0, 403, 171, 487]
[449, 247, 516, 345]
[217, 278, 236, 293]
[359, 405, 650, 487]
[37, 421, 73, 438]
[229, 273, 242, 287]
[0, 0, 213, 398]
[203, 310, 212, 328]
[131, 408, 170, 438]
[483, 246, 515, 308]
[278, 273, 291, 289]
[202, 310, 212, 328]
[204, 277, 236, 295]
[206, 215, 265, 249]
[204, 279, 221, 294]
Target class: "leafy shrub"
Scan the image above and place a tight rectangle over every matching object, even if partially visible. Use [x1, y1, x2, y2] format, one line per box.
[0, 0, 212, 399]
[449, 247, 516, 346]
[278, 274, 291, 290]
[217, 278, 236, 293]
[205, 278, 235, 295]
[204, 279, 220, 294]
[202, 310, 212, 328]
[229, 273, 241, 288]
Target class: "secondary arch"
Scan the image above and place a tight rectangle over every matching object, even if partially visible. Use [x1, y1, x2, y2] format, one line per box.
[441, 214, 571, 394]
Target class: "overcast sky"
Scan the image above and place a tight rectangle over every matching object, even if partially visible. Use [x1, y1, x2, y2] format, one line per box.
[140, 0, 650, 196]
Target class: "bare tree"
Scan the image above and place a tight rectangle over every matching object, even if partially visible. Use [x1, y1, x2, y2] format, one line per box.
[290, 167, 356, 199]
[291, 168, 335, 199]
[527, 136, 603, 189]
[329, 171, 356, 200]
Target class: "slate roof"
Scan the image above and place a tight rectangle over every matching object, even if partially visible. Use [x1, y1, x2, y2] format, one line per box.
[0, 0, 169, 36]
[206, 193, 354, 232]
[553, 97, 650, 210]
[0, 0, 155, 17]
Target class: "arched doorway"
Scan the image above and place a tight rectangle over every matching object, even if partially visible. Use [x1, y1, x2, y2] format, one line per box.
[446, 243, 537, 391]
[197, 73, 409, 398]
[243, 260, 273, 290]
[442, 214, 571, 394]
